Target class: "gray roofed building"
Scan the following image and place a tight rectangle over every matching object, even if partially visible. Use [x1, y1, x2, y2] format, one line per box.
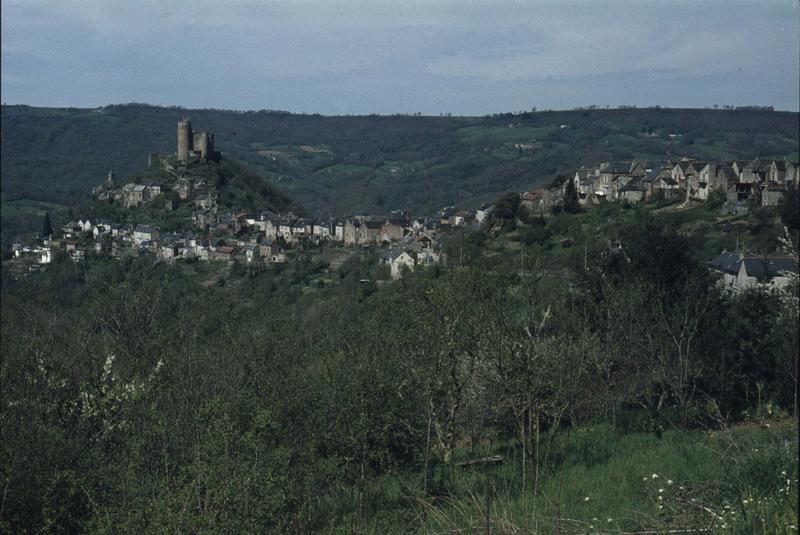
[709, 251, 743, 275]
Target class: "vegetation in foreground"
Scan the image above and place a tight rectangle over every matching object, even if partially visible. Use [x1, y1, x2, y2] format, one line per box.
[2, 196, 798, 533]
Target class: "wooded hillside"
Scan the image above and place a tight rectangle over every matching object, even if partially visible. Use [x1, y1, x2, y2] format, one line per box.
[2, 105, 798, 216]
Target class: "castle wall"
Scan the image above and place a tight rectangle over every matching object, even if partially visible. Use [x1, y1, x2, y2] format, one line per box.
[193, 132, 209, 159]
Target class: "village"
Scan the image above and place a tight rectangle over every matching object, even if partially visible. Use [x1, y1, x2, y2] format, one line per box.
[9, 119, 799, 288]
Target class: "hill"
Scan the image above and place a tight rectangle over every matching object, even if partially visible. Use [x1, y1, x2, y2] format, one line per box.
[2, 104, 798, 217]
[2, 199, 797, 531]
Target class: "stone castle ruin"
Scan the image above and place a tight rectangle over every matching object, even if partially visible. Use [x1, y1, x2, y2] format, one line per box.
[177, 118, 220, 162]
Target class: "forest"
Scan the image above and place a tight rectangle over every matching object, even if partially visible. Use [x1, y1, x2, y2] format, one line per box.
[2, 197, 797, 533]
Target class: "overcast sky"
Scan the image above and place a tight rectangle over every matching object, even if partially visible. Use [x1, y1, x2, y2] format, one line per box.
[2, 0, 798, 115]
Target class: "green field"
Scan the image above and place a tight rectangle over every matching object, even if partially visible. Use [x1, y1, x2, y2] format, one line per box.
[455, 124, 559, 143]
[1, 196, 68, 218]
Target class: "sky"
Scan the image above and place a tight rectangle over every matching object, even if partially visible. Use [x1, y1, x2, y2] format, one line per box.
[2, 0, 798, 115]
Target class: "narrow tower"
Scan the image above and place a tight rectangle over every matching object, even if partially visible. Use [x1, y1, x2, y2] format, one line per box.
[177, 118, 193, 162]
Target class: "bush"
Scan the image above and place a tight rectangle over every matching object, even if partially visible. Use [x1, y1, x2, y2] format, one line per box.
[707, 189, 727, 210]
[520, 225, 552, 246]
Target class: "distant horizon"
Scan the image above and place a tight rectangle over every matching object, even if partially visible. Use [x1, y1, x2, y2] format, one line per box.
[2, 1, 798, 115]
[2, 101, 798, 117]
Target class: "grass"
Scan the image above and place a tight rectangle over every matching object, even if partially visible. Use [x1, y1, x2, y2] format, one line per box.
[0, 197, 68, 218]
[690, 140, 738, 161]
[319, 419, 798, 533]
[455, 125, 559, 144]
[419, 421, 798, 534]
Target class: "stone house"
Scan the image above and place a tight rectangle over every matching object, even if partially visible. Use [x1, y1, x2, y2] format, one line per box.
[651, 175, 681, 200]
[159, 243, 179, 263]
[212, 245, 235, 262]
[726, 182, 755, 203]
[192, 209, 216, 228]
[334, 220, 346, 242]
[475, 204, 492, 223]
[687, 171, 710, 201]
[785, 162, 799, 187]
[767, 160, 787, 183]
[344, 220, 359, 246]
[133, 225, 160, 245]
[125, 184, 149, 207]
[362, 220, 383, 245]
[382, 248, 416, 280]
[278, 220, 294, 241]
[761, 183, 786, 207]
[449, 210, 474, 226]
[439, 207, 456, 226]
[380, 220, 405, 243]
[736, 160, 767, 183]
[173, 180, 191, 200]
[671, 161, 703, 185]
[619, 177, 647, 203]
[715, 165, 739, 191]
[423, 220, 441, 240]
[313, 221, 333, 240]
[596, 177, 614, 200]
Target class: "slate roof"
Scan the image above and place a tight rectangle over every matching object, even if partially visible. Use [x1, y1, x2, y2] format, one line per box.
[709, 251, 743, 275]
[716, 165, 738, 183]
[709, 252, 798, 279]
[603, 161, 633, 174]
[381, 248, 411, 261]
[771, 160, 787, 172]
[742, 257, 797, 279]
[522, 189, 544, 201]
[643, 166, 664, 182]
[619, 177, 647, 192]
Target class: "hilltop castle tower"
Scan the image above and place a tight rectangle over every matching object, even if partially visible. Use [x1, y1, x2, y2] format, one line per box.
[177, 118, 219, 162]
[177, 118, 193, 162]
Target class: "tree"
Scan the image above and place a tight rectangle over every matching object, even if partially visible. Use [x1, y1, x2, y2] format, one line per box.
[563, 178, 580, 213]
[42, 211, 54, 238]
[490, 192, 521, 223]
[779, 187, 799, 231]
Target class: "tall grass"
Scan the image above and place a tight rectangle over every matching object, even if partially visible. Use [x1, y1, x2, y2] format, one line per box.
[329, 420, 798, 533]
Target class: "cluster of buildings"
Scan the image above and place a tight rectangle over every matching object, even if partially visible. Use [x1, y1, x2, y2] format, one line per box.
[92, 168, 217, 211]
[522, 158, 798, 214]
[11, 204, 488, 280]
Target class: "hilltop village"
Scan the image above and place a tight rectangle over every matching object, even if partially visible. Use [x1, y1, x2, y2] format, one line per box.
[9, 119, 799, 285]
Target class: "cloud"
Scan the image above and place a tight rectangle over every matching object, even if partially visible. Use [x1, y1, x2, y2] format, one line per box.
[2, 0, 798, 112]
